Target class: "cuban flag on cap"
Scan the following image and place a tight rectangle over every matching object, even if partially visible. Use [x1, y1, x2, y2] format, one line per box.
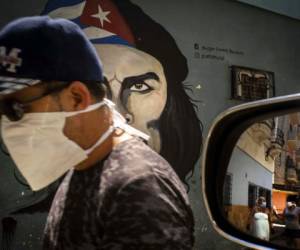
[41, 0, 135, 46]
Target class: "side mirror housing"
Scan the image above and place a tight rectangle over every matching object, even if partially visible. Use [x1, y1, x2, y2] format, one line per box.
[202, 94, 300, 250]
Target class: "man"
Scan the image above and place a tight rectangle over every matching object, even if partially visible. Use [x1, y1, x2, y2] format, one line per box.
[0, 16, 194, 250]
[283, 201, 300, 248]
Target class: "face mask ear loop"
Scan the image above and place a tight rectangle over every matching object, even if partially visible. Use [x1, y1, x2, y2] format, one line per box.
[85, 125, 115, 155]
[112, 110, 150, 141]
[84, 99, 116, 155]
[65, 98, 115, 118]
[118, 123, 150, 141]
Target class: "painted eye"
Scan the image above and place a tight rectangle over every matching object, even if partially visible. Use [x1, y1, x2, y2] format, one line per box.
[130, 83, 151, 92]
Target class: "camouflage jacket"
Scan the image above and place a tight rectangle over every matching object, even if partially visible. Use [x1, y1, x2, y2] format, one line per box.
[43, 138, 194, 250]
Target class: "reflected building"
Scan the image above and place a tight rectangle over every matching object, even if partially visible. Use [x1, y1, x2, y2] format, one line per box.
[225, 112, 300, 235]
[225, 116, 289, 231]
[273, 113, 300, 212]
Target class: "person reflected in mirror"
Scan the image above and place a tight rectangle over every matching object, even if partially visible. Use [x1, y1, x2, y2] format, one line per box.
[247, 197, 271, 241]
[283, 201, 300, 248]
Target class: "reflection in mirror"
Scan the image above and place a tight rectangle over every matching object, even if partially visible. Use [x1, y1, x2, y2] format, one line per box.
[224, 112, 300, 249]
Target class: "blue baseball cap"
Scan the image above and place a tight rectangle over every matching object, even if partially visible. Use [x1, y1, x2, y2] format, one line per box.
[0, 16, 103, 96]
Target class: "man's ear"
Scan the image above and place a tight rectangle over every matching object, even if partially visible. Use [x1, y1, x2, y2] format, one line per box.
[68, 81, 92, 110]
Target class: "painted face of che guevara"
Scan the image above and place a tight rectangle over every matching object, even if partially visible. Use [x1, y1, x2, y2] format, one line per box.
[94, 44, 167, 152]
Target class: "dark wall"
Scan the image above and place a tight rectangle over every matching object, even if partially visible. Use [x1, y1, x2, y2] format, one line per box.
[0, 1, 300, 249]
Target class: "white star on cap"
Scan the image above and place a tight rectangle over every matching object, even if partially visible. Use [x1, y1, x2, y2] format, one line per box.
[91, 4, 111, 28]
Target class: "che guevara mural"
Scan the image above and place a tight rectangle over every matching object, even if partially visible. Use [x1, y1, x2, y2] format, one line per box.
[41, 0, 203, 180]
[0, 0, 202, 248]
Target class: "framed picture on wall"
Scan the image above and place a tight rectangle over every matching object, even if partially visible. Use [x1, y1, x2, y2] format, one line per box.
[231, 65, 275, 101]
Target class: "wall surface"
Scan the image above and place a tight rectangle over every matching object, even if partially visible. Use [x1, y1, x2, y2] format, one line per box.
[238, 0, 300, 20]
[228, 147, 273, 206]
[273, 191, 288, 213]
[0, 1, 300, 250]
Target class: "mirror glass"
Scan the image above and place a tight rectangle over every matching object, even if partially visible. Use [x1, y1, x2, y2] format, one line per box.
[223, 112, 300, 249]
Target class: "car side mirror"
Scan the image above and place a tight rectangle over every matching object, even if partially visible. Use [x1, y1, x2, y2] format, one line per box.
[202, 93, 300, 250]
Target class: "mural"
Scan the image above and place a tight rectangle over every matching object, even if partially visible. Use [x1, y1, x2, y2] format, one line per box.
[42, 0, 203, 181]
[1, 1, 299, 249]
[1, 0, 203, 249]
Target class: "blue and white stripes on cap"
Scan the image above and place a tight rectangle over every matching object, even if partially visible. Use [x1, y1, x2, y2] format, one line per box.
[0, 77, 40, 95]
[0, 16, 103, 97]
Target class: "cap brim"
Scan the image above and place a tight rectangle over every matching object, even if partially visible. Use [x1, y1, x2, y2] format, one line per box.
[0, 76, 41, 98]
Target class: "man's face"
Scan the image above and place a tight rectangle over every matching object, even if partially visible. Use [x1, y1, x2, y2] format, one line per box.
[2, 84, 58, 113]
[94, 44, 167, 152]
[1, 82, 98, 149]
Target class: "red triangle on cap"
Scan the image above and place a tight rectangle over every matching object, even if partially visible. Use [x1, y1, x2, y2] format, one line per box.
[80, 0, 135, 45]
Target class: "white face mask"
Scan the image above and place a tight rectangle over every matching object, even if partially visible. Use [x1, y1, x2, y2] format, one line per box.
[1, 98, 149, 191]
